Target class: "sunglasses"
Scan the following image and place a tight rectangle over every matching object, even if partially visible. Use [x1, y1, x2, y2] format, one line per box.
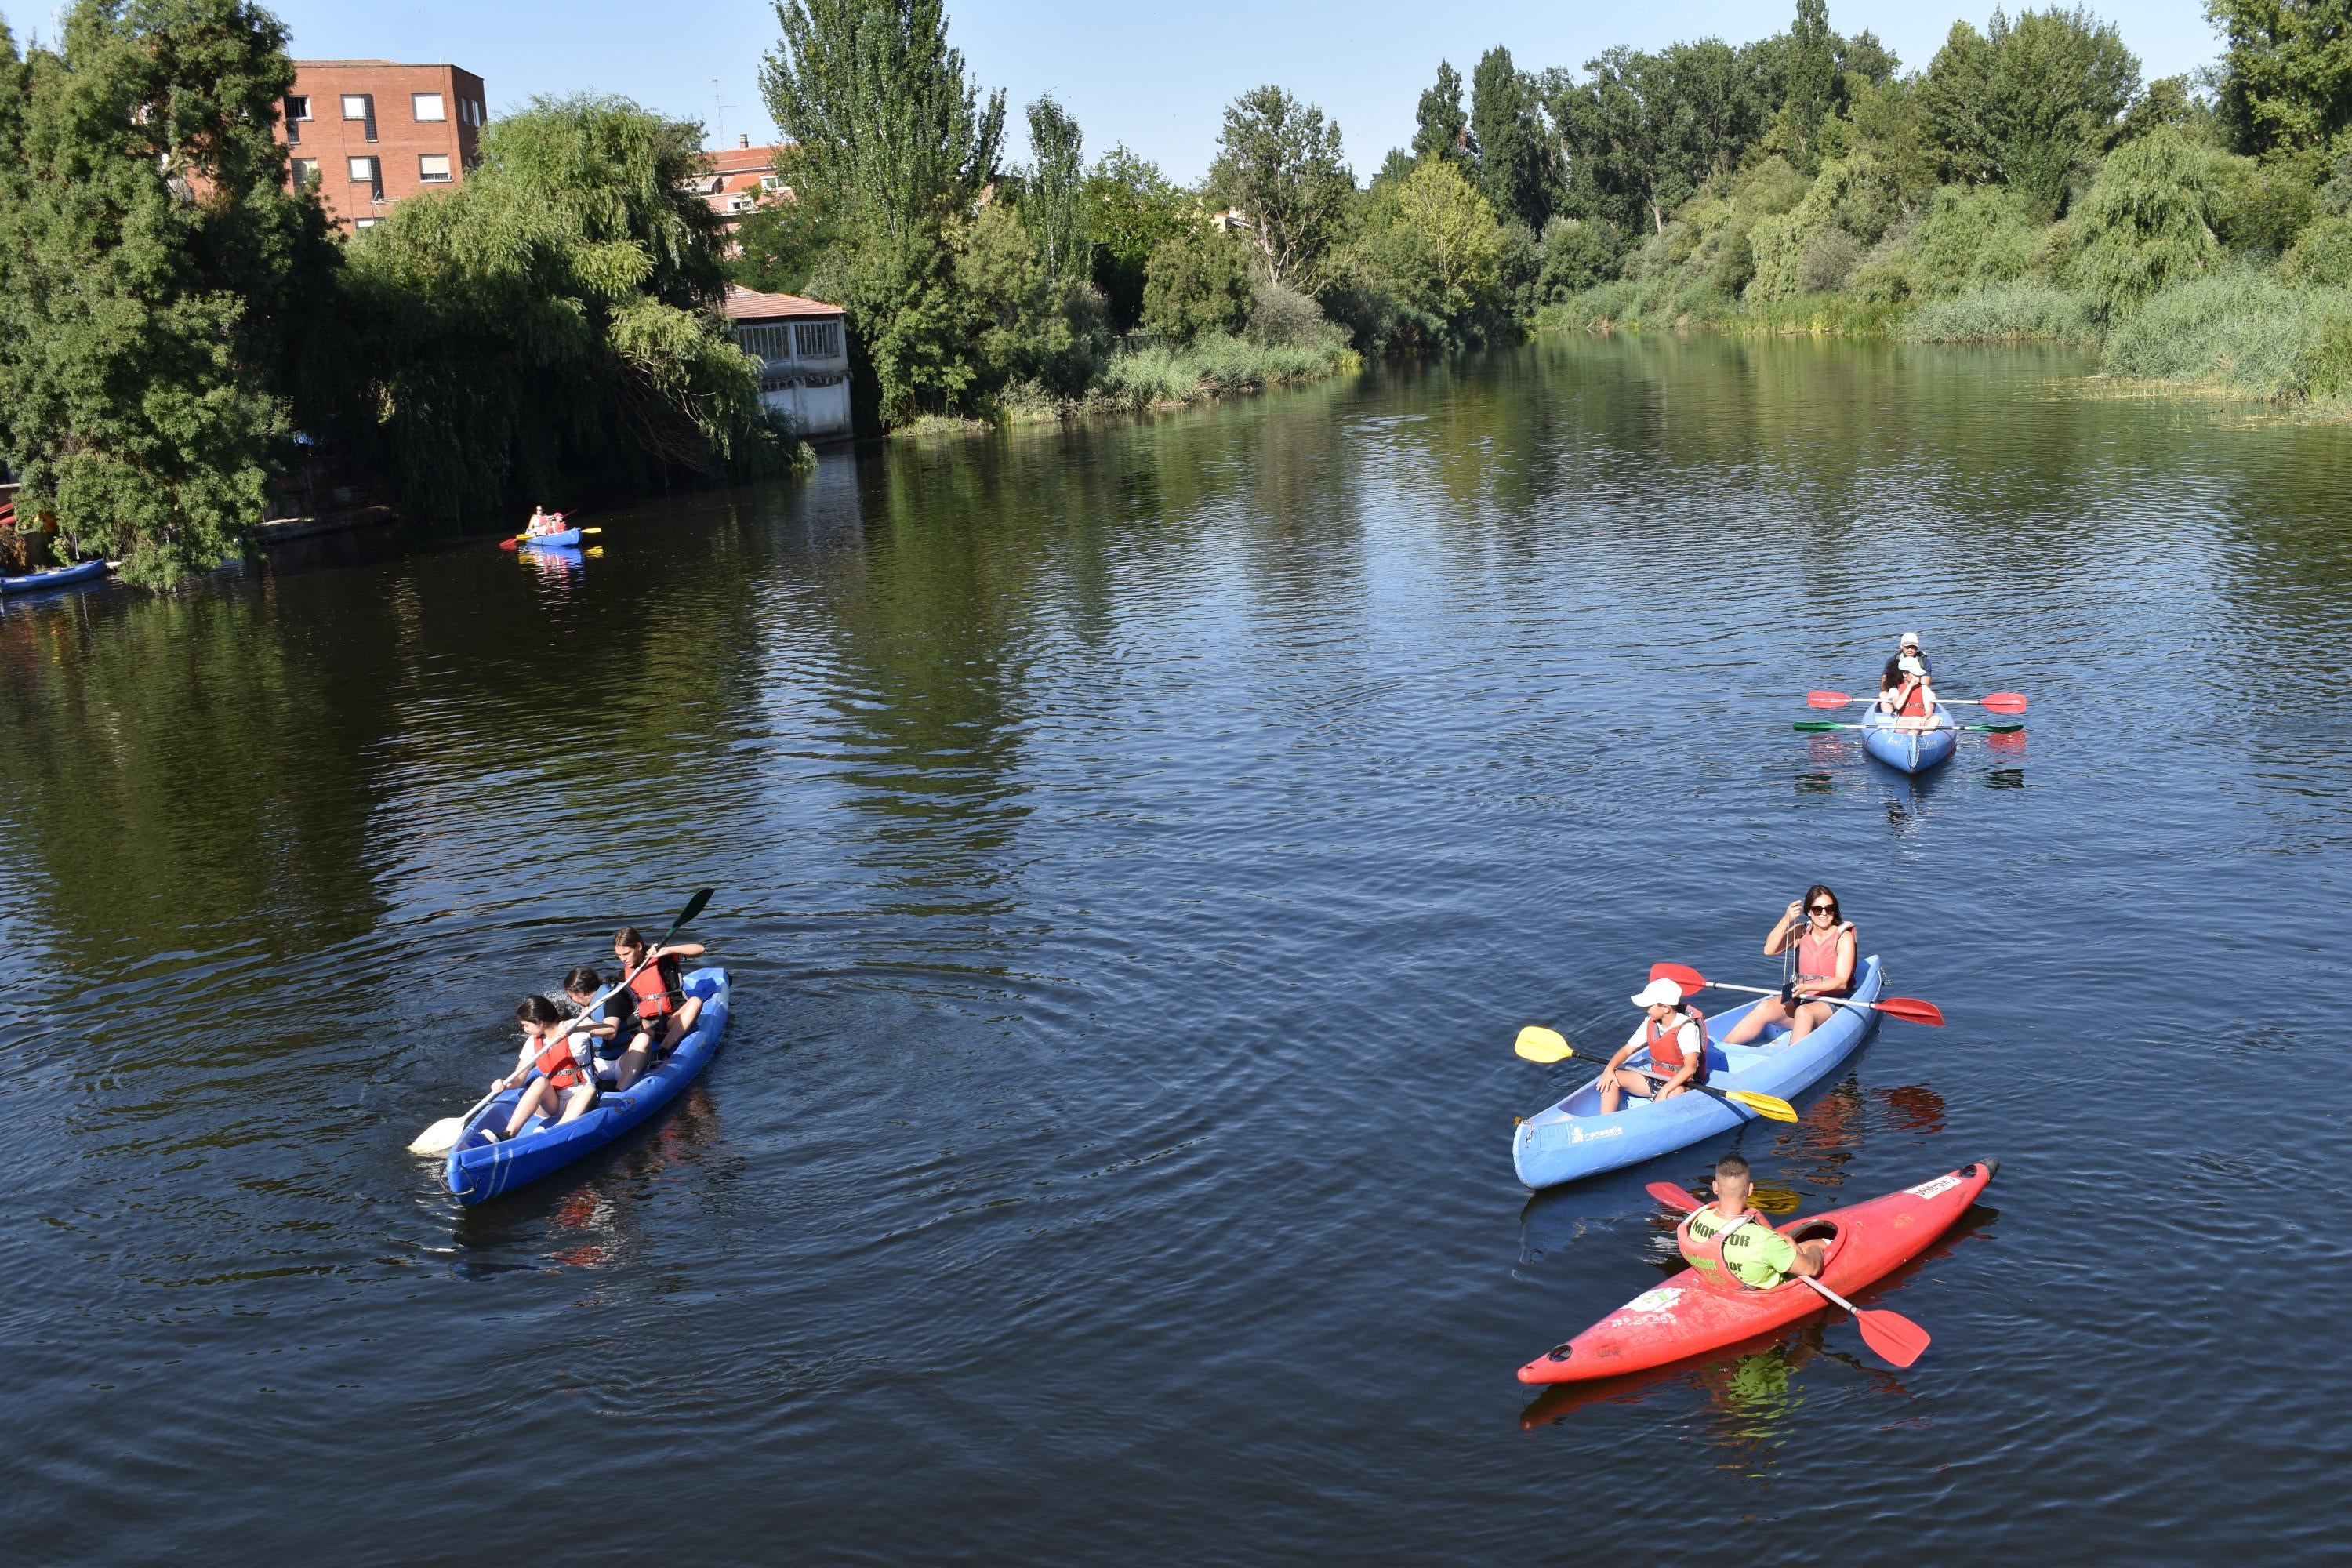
[1808, 903, 1837, 913]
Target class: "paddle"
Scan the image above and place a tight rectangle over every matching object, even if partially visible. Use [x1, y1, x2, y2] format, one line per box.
[1649, 961, 1944, 1026]
[1794, 719, 2022, 735]
[496, 514, 600, 550]
[407, 887, 715, 1156]
[1809, 690, 2025, 713]
[1513, 1026, 1798, 1123]
[1643, 1181, 1933, 1367]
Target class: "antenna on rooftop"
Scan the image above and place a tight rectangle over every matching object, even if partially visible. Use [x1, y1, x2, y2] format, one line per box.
[711, 78, 730, 147]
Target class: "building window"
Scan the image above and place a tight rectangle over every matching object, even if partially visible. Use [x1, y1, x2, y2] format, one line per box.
[348, 155, 383, 201]
[736, 324, 789, 361]
[412, 93, 445, 122]
[340, 94, 368, 120]
[418, 153, 452, 183]
[794, 320, 842, 360]
[354, 218, 380, 230]
[284, 94, 308, 143]
[291, 158, 318, 189]
[760, 174, 785, 193]
[728, 193, 757, 213]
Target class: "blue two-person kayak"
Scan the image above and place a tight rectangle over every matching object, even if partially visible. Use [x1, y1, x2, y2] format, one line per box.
[1861, 702, 1957, 774]
[1512, 956, 1886, 1190]
[517, 528, 581, 549]
[1, 557, 108, 594]
[445, 967, 731, 1204]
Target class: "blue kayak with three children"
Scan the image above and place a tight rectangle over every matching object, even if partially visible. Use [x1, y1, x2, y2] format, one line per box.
[417, 915, 731, 1205]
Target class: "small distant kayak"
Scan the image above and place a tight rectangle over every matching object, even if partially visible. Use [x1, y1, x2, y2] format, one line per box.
[1512, 956, 1886, 1190]
[1517, 1159, 1997, 1385]
[445, 967, 731, 1204]
[517, 528, 581, 549]
[1861, 702, 1958, 774]
[2, 557, 108, 595]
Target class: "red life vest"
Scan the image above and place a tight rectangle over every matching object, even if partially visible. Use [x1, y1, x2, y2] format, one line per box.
[625, 953, 682, 1019]
[1677, 1205, 1779, 1294]
[531, 1033, 590, 1092]
[1645, 1006, 1708, 1081]
[1795, 920, 1855, 996]
[1886, 679, 1929, 718]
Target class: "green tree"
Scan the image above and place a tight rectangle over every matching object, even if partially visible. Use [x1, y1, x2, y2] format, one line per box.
[1471, 46, 1552, 229]
[2207, 0, 2352, 155]
[1780, 0, 1838, 168]
[1208, 84, 1355, 289]
[1415, 61, 1470, 165]
[1384, 157, 1508, 328]
[329, 94, 779, 514]
[0, 1, 332, 584]
[1025, 94, 1086, 286]
[958, 201, 1098, 393]
[1140, 222, 1253, 343]
[1918, 8, 2141, 218]
[760, 0, 1004, 423]
[1083, 144, 1186, 331]
[2065, 126, 2221, 311]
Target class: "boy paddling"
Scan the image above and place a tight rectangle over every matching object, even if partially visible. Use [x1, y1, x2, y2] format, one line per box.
[1680, 1152, 1827, 1289]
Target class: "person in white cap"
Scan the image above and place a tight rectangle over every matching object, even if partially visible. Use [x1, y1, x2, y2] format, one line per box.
[1596, 978, 1711, 1112]
[1876, 651, 1940, 730]
[1882, 632, 1933, 684]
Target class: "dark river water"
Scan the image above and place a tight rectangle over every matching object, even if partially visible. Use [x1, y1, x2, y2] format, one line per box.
[5, 335, 2350, 1564]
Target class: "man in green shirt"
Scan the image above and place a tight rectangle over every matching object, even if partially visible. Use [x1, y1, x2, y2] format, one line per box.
[1680, 1152, 1828, 1289]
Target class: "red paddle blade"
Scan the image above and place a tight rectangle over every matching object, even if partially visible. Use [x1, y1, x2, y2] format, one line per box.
[498, 537, 519, 551]
[1875, 996, 1945, 1026]
[1979, 691, 2027, 713]
[1852, 1305, 1932, 1368]
[1806, 690, 1853, 708]
[1650, 960, 1708, 992]
[1646, 1181, 1702, 1213]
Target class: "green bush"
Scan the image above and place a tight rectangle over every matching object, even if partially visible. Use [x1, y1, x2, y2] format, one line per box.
[1093, 332, 1355, 406]
[2279, 215, 2352, 287]
[1537, 217, 1623, 299]
[2100, 268, 2350, 399]
[1904, 282, 2102, 344]
[1900, 186, 2042, 297]
[1141, 225, 1254, 343]
[2067, 130, 2222, 315]
[2209, 155, 2317, 255]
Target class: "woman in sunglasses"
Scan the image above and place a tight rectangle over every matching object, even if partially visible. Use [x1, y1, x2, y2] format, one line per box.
[1722, 884, 1856, 1046]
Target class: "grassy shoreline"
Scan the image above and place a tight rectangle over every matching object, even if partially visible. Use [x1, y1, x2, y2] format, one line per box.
[893, 335, 1361, 438]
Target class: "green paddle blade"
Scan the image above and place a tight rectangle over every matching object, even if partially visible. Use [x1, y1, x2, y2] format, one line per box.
[1792, 720, 1841, 731]
[1969, 723, 2024, 734]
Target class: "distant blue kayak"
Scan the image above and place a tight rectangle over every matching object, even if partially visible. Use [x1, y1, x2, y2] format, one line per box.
[1861, 702, 1958, 774]
[445, 967, 731, 1204]
[1, 557, 108, 595]
[517, 527, 581, 549]
[1512, 956, 1884, 1190]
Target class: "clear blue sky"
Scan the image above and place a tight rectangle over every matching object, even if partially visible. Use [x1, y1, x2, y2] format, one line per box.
[259, 0, 2221, 182]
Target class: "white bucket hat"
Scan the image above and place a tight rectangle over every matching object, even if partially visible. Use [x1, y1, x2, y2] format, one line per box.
[1631, 978, 1684, 1008]
[1898, 631, 1921, 647]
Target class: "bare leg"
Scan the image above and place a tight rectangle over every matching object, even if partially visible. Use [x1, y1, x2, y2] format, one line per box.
[504, 1078, 553, 1137]
[1788, 1000, 1837, 1042]
[553, 1081, 597, 1126]
[1598, 1068, 1655, 1114]
[612, 1029, 654, 1091]
[1723, 996, 1792, 1046]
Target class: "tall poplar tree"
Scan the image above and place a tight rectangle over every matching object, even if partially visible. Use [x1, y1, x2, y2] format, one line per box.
[1025, 95, 1086, 287]
[1470, 47, 1552, 229]
[0, 1, 330, 584]
[1414, 61, 1470, 165]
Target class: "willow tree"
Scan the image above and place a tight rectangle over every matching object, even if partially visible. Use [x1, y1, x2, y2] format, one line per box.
[0, 1, 331, 584]
[326, 94, 781, 517]
[760, 0, 1005, 424]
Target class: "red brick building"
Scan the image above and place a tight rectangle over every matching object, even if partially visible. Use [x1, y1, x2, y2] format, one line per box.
[274, 61, 488, 230]
[691, 135, 796, 237]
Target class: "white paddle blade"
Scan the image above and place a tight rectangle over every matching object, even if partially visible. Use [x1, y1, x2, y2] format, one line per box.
[1514, 1025, 1573, 1064]
[408, 1117, 464, 1156]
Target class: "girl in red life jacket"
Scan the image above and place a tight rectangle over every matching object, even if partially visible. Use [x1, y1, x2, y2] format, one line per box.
[481, 996, 599, 1142]
[1877, 655, 1941, 731]
[1722, 884, 1857, 1047]
[1597, 978, 1710, 1112]
[607, 924, 708, 1078]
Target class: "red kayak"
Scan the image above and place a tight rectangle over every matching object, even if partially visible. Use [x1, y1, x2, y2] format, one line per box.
[1517, 1159, 1996, 1385]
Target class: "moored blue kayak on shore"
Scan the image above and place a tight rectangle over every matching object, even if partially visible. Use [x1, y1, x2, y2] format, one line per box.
[1512, 956, 1884, 1190]
[2, 557, 108, 594]
[1861, 702, 1957, 774]
[445, 967, 731, 1204]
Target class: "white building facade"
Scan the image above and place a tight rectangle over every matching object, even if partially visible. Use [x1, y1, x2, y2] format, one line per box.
[721, 285, 851, 441]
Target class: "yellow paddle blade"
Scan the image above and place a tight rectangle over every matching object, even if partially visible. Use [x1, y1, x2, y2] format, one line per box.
[1750, 1184, 1802, 1214]
[584, 546, 605, 557]
[408, 1116, 463, 1156]
[1514, 1025, 1575, 1064]
[1725, 1089, 1798, 1123]
[579, 527, 602, 535]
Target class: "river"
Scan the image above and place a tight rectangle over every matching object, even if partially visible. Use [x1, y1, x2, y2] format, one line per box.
[3, 334, 2348, 1564]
